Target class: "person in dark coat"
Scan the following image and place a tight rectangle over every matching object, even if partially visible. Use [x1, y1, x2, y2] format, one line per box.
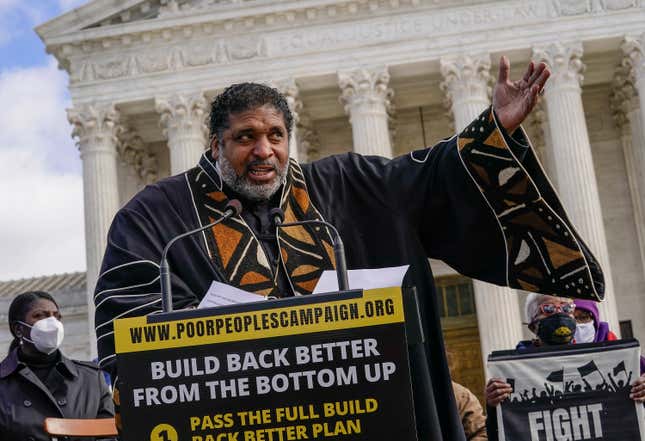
[0, 291, 115, 441]
[95, 58, 608, 441]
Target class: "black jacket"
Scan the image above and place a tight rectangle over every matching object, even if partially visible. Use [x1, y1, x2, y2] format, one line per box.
[0, 348, 115, 441]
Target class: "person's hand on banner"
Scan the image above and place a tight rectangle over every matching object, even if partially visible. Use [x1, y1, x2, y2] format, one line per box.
[485, 378, 513, 407]
[631, 373, 645, 402]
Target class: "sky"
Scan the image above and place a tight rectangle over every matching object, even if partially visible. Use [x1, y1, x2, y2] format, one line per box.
[0, 0, 89, 280]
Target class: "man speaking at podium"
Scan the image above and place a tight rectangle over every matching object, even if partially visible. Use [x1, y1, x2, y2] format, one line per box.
[94, 57, 604, 440]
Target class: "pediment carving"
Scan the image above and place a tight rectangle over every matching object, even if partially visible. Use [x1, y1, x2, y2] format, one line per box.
[84, 0, 254, 28]
[70, 34, 264, 82]
[39, 0, 247, 36]
[158, 0, 256, 19]
[84, 1, 162, 28]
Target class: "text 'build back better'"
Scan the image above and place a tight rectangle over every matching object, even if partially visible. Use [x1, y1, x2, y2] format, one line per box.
[133, 338, 395, 406]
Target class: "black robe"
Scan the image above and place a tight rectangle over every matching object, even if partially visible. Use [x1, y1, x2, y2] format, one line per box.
[95, 107, 604, 441]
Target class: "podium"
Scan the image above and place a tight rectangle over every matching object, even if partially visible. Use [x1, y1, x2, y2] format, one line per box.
[113, 287, 422, 441]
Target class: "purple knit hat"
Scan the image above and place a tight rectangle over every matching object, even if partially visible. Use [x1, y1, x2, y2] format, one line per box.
[574, 299, 600, 326]
[574, 299, 613, 343]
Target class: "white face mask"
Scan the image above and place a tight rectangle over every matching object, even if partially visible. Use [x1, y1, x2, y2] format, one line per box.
[19, 317, 65, 355]
[574, 321, 596, 344]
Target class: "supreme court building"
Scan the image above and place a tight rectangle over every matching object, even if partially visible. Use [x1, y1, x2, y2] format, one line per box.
[2, 0, 644, 401]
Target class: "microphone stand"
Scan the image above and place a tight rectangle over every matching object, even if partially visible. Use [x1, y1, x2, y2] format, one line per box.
[159, 200, 242, 312]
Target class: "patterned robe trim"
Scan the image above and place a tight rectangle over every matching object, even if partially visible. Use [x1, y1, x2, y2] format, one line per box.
[456, 106, 603, 301]
[188, 153, 336, 297]
[113, 381, 122, 432]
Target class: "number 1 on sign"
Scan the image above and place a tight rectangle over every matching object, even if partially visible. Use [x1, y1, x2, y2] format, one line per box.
[150, 423, 178, 441]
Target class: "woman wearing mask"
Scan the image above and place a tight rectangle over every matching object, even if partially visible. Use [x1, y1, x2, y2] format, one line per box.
[485, 294, 645, 439]
[573, 299, 617, 343]
[574, 299, 645, 374]
[0, 291, 115, 441]
[517, 293, 578, 349]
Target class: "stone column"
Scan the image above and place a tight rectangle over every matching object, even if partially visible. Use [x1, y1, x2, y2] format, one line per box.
[273, 79, 302, 161]
[117, 164, 140, 204]
[622, 36, 645, 216]
[440, 54, 492, 131]
[533, 42, 619, 332]
[67, 103, 122, 357]
[623, 35, 645, 145]
[528, 100, 558, 185]
[117, 129, 146, 203]
[297, 112, 320, 163]
[156, 93, 208, 175]
[139, 152, 159, 186]
[338, 66, 394, 158]
[611, 58, 645, 278]
[440, 54, 524, 362]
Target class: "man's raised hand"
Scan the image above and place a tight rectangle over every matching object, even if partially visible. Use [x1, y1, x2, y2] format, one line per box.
[493, 56, 550, 134]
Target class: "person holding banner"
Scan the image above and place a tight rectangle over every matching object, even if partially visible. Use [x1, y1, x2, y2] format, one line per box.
[485, 294, 578, 411]
[485, 294, 645, 439]
[519, 293, 578, 349]
[95, 57, 610, 441]
[487, 339, 644, 441]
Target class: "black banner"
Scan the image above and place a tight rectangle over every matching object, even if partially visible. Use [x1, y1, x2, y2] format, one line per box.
[114, 288, 418, 441]
[488, 340, 644, 441]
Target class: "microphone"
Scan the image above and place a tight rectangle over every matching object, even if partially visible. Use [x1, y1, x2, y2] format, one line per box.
[270, 207, 285, 227]
[159, 199, 243, 312]
[270, 208, 349, 292]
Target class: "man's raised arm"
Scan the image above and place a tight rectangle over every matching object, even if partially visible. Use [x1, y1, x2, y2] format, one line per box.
[419, 58, 603, 301]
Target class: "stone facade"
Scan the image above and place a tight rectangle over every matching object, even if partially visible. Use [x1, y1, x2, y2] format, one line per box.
[32, 0, 645, 378]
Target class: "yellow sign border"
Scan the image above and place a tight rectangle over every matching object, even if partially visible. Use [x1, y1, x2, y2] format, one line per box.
[114, 287, 405, 354]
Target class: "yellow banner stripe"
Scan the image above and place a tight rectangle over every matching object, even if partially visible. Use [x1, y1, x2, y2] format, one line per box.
[114, 287, 405, 353]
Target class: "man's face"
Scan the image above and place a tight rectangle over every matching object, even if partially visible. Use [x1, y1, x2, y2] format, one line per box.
[212, 104, 289, 201]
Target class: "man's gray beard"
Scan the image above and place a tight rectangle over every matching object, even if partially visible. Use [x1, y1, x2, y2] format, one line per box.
[217, 154, 288, 201]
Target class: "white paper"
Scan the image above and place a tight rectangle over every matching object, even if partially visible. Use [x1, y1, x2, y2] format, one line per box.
[198, 280, 266, 309]
[312, 265, 409, 294]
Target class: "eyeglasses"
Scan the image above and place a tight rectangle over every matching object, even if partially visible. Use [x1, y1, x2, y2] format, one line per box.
[539, 302, 575, 315]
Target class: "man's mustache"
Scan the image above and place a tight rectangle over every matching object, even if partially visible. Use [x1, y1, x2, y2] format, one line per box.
[243, 159, 279, 173]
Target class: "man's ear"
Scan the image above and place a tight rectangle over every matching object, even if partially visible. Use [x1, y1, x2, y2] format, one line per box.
[210, 136, 219, 160]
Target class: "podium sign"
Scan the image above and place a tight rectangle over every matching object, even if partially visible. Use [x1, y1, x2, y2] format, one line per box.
[114, 287, 418, 441]
[488, 340, 645, 441]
